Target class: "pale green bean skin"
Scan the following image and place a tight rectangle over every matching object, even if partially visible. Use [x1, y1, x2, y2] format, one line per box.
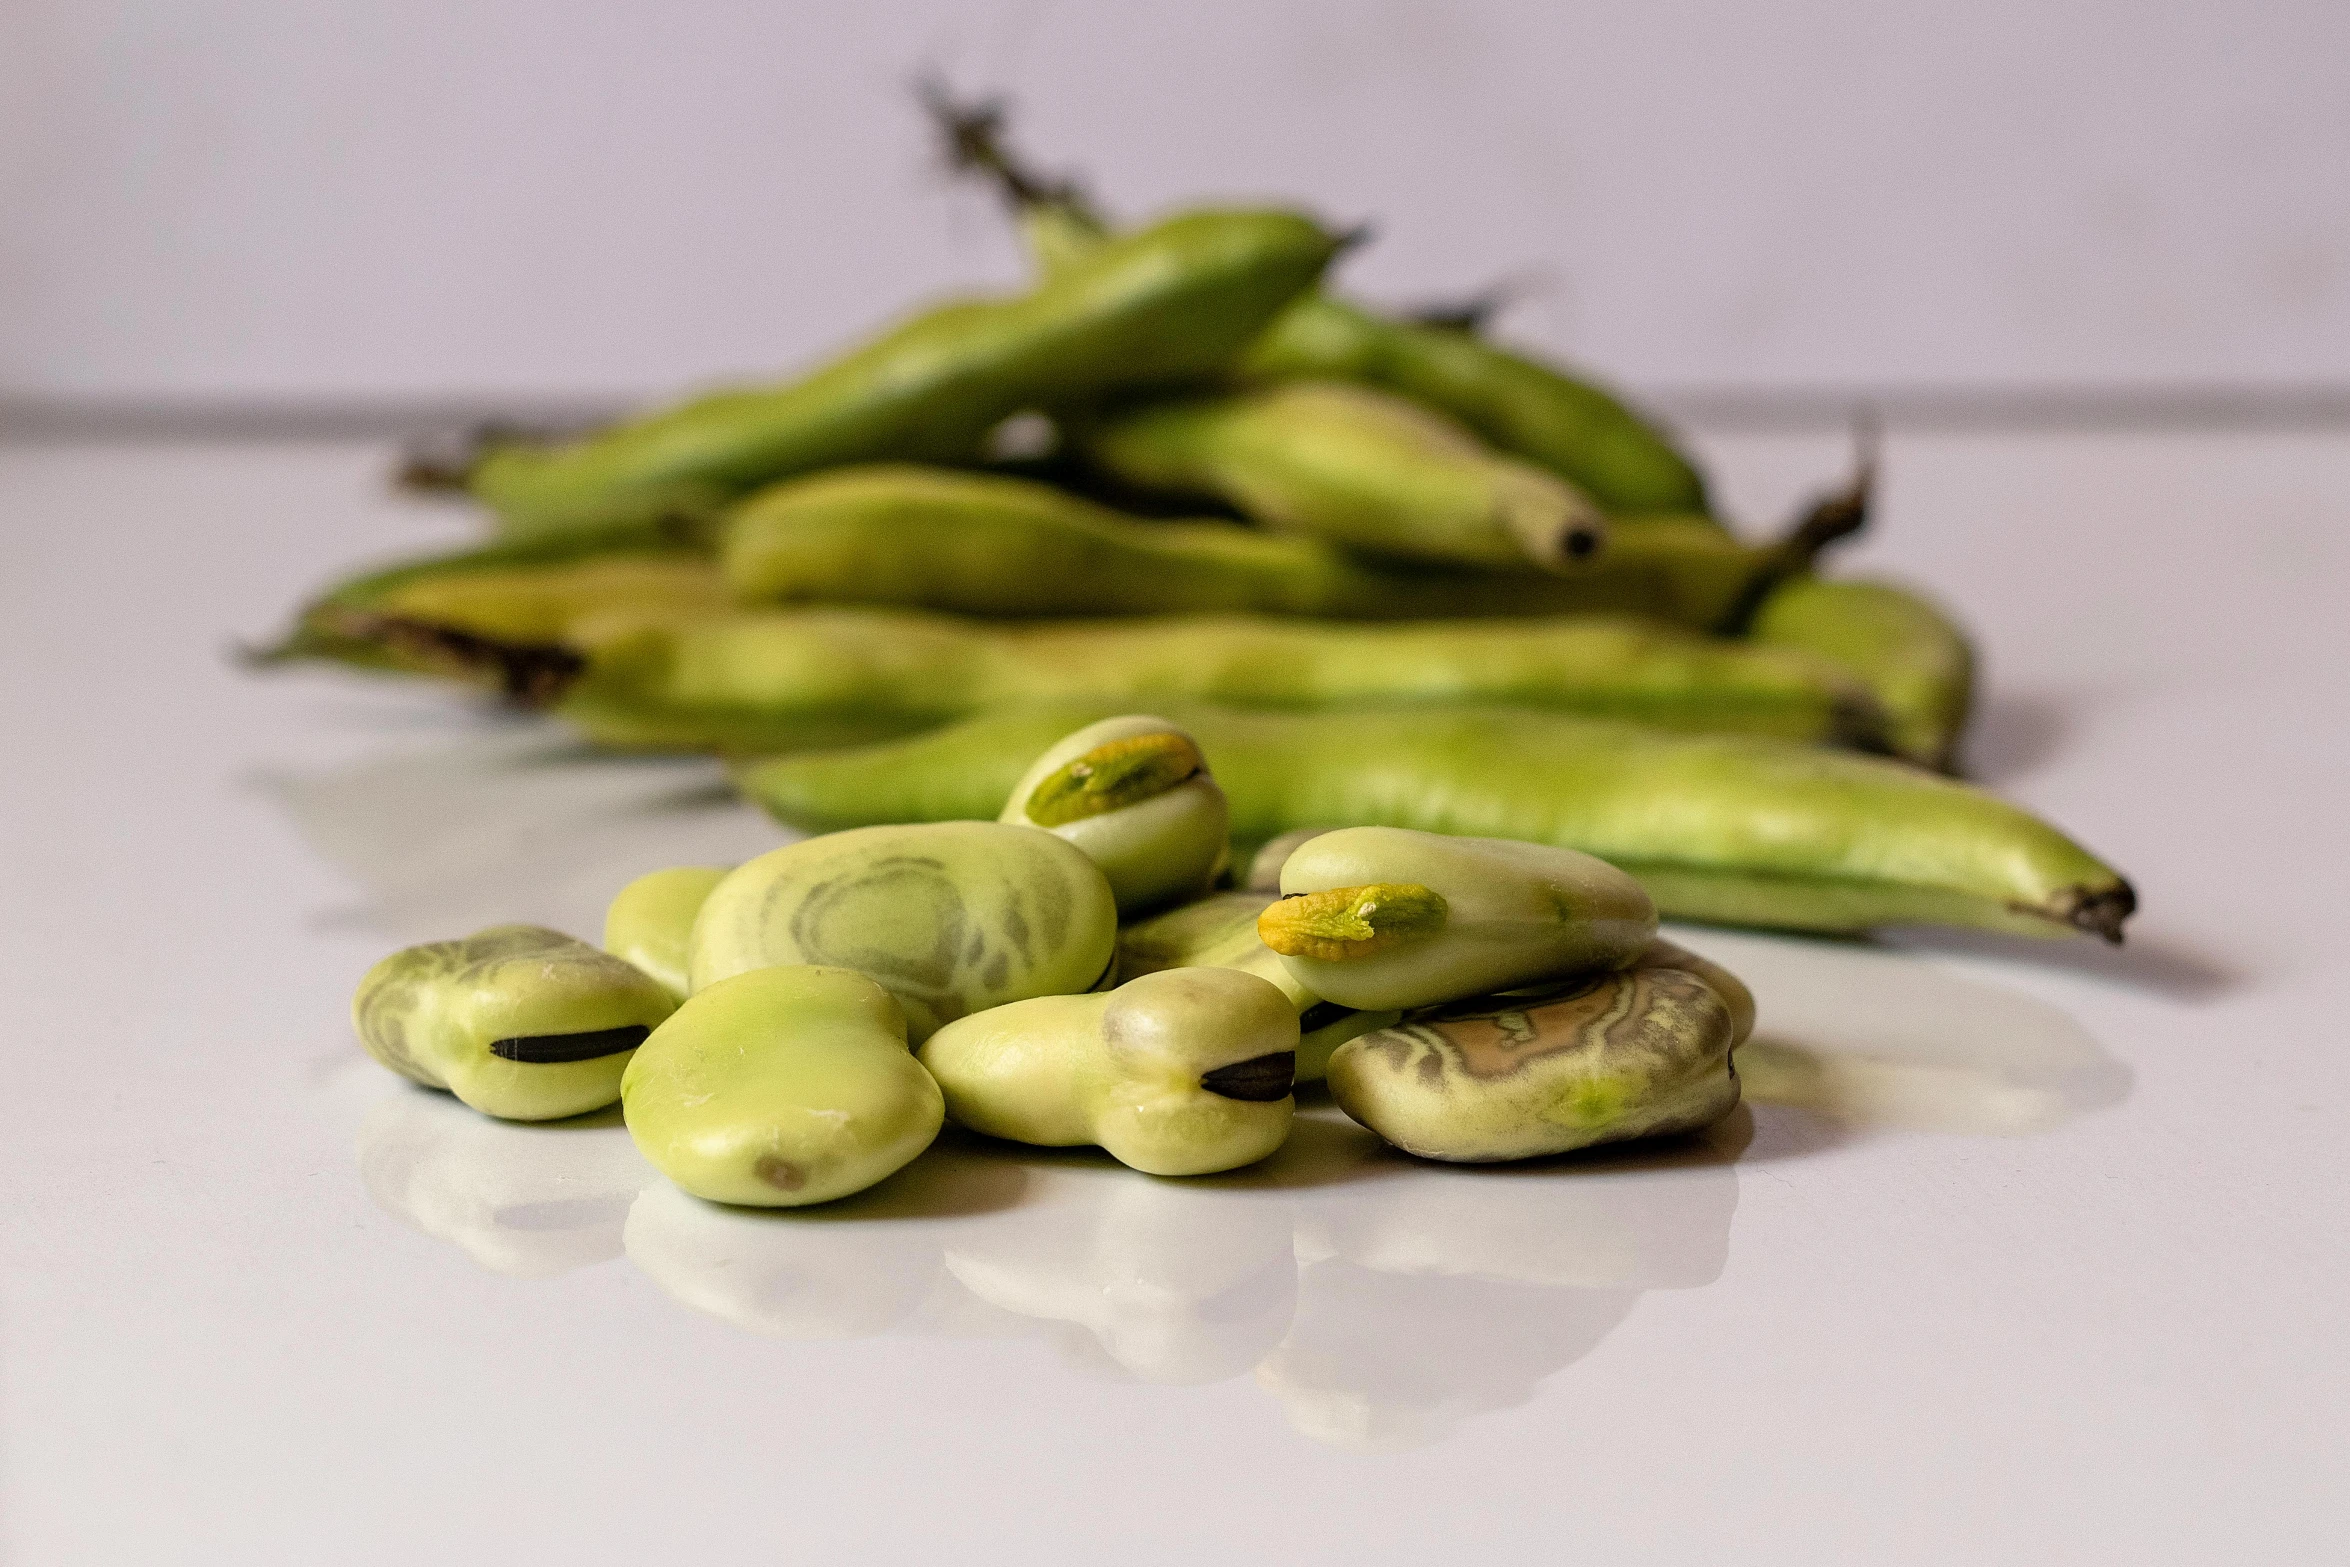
[1326, 939, 1749, 1163]
[603, 866, 731, 1002]
[999, 715, 1230, 914]
[1753, 576, 1976, 772]
[1082, 381, 1608, 572]
[621, 965, 943, 1206]
[1237, 294, 1712, 519]
[1243, 828, 1334, 892]
[1264, 827, 1658, 1011]
[730, 699, 2136, 942]
[353, 924, 676, 1121]
[688, 821, 1119, 1041]
[1112, 889, 1399, 1084]
[722, 465, 1783, 625]
[469, 209, 1341, 537]
[917, 967, 1298, 1176]
[1117, 890, 1311, 1006]
[550, 603, 1888, 754]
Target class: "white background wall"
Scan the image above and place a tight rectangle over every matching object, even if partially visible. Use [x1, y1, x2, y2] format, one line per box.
[3, 0, 2345, 406]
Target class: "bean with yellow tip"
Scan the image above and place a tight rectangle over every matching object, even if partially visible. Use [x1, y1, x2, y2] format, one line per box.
[999, 714, 1230, 915]
[1261, 827, 1657, 1011]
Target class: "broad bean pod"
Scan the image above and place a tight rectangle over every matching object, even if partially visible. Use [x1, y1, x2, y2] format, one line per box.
[720, 465, 1838, 628]
[1235, 295, 1711, 520]
[1079, 381, 1611, 573]
[730, 699, 2137, 943]
[254, 518, 725, 701]
[533, 605, 1892, 754]
[1752, 576, 1975, 772]
[929, 92, 1709, 518]
[466, 208, 1343, 537]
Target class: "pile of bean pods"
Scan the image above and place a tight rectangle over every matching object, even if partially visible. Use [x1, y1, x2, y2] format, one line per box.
[281, 92, 2139, 1196]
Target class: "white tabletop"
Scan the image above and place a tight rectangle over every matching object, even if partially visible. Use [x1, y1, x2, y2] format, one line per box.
[2, 426, 2342, 1563]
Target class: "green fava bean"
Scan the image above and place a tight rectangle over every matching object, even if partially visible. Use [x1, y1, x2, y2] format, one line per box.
[1753, 575, 1976, 772]
[1325, 939, 1750, 1162]
[604, 866, 731, 1002]
[718, 464, 1840, 628]
[467, 208, 1342, 538]
[917, 966, 1298, 1176]
[1260, 827, 1658, 1011]
[731, 699, 2135, 943]
[1082, 381, 1609, 574]
[353, 924, 676, 1121]
[621, 965, 943, 1206]
[1000, 714, 1230, 915]
[1113, 889, 1398, 1083]
[688, 821, 1118, 1041]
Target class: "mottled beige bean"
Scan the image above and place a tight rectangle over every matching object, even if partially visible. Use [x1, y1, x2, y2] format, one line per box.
[1325, 939, 1751, 1162]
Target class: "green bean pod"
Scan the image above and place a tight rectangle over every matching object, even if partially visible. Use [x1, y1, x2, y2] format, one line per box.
[1237, 295, 1710, 519]
[466, 208, 1342, 537]
[536, 605, 1890, 753]
[1325, 938, 1750, 1163]
[1752, 576, 1976, 772]
[927, 93, 1709, 518]
[251, 518, 727, 699]
[722, 464, 1821, 626]
[731, 699, 2136, 943]
[1081, 381, 1610, 573]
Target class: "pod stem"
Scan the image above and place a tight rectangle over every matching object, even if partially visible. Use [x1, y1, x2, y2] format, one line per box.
[1399, 269, 1548, 334]
[916, 76, 1103, 224]
[2048, 881, 2137, 946]
[307, 606, 587, 706]
[1714, 412, 1878, 635]
[392, 421, 557, 495]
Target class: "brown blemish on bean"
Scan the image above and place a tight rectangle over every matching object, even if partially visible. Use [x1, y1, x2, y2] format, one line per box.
[755, 1155, 807, 1192]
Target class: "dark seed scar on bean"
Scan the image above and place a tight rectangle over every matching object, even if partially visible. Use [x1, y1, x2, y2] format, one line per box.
[488, 1025, 650, 1063]
[1297, 1000, 1356, 1032]
[1199, 1052, 1297, 1102]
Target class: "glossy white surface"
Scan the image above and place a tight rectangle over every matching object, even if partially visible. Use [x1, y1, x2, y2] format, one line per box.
[2, 430, 2344, 1562]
